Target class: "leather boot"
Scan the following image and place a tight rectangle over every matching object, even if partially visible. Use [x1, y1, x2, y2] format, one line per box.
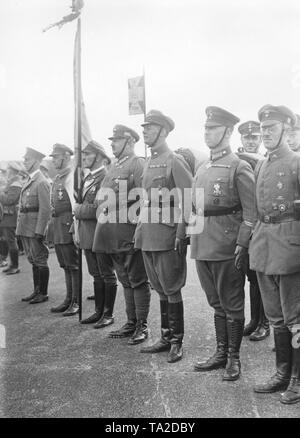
[249, 301, 270, 341]
[81, 279, 105, 324]
[94, 283, 117, 328]
[194, 314, 228, 371]
[62, 269, 80, 317]
[280, 339, 300, 404]
[254, 327, 292, 393]
[222, 318, 244, 381]
[109, 319, 137, 338]
[243, 281, 260, 336]
[140, 300, 171, 353]
[51, 269, 72, 313]
[5, 248, 20, 274]
[22, 265, 40, 301]
[128, 320, 148, 345]
[167, 301, 184, 363]
[29, 266, 49, 304]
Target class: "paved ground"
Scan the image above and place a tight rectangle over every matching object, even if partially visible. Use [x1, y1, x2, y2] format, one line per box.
[0, 249, 299, 418]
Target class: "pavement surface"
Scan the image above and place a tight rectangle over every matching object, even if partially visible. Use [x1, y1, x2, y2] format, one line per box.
[0, 249, 299, 418]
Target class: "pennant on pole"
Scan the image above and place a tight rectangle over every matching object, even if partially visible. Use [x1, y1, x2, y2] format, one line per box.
[43, 0, 84, 33]
[128, 75, 145, 115]
[74, 25, 92, 152]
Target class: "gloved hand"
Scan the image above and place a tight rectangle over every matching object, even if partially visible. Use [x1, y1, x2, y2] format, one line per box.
[35, 233, 44, 242]
[174, 237, 188, 256]
[234, 245, 248, 274]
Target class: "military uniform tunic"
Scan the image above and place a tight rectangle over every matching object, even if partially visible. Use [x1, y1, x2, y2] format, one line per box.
[51, 167, 78, 270]
[191, 147, 256, 319]
[249, 145, 300, 329]
[93, 153, 147, 291]
[16, 170, 51, 268]
[134, 145, 193, 296]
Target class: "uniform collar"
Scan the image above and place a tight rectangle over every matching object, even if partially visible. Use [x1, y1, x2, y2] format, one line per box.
[28, 169, 40, 179]
[210, 147, 231, 162]
[56, 166, 72, 179]
[268, 144, 290, 161]
[150, 143, 169, 158]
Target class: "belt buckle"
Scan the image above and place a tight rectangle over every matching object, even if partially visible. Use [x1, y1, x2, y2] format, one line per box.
[264, 215, 270, 223]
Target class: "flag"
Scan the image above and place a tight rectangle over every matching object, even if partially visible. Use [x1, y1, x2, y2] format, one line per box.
[43, 0, 84, 33]
[128, 75, 145, 115]
[74, 24, 92, 152]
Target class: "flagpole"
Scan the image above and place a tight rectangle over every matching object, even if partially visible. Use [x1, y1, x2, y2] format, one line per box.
[76, 17, 83, 322]
[143, 66, 147, 159]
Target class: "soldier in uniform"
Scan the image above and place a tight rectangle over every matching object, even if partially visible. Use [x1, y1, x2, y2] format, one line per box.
[250, 105, 300, 404]
[93, 125, 150, 343]
[237, 121, 270, 342]
[49, 144, 79, 317]
[191, 107, 256, 381]
[287, 113, 300, 154]
[135, 110, 193, 363]
[0, 161, 24, 275]
[73, 140, 116, 325]
[17, 147, 51, 303]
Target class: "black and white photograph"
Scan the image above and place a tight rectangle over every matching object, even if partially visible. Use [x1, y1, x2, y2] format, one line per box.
[0, 0, 300, 421]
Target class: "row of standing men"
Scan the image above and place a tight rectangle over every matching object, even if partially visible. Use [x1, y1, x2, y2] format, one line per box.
[2, 105, 300, 406]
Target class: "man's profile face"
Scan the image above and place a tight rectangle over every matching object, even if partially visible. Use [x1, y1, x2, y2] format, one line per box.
[143, 124, 162, 147]
[23, 155, 35, 172]
[110, 138, 128, 157]
[82, 151, 97, 169]
[261, 121, 283, 151]
[204, 125, 226, 149]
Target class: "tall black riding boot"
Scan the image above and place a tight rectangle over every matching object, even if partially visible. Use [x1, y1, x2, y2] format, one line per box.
[281, 338, 300, 404]
[51, 269, 72, 313]
[222, 318, 244, 381]
[167, 301, 184, 363]
[94, 283, 117, 328]
[243, 282, 260, 336]
[128, 283, 150, 345]
[194, 314, 228, 371]
[5, 248, 20, 274]
[63, 269, 80, 317]
[254, 327, 292, 393]
[29, 266, 49, 304]
[249, 300, 270, 341]
[140, 300, 171, 353]
[22, 265, 40, 301]
[109, 287, 137, 338]
[81, 279, 105, 324]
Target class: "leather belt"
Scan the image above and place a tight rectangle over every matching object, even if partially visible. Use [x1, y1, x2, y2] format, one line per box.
[259, 214, 296, 224]
[20, 207, 39, 213]
[204, 204, 242, 217]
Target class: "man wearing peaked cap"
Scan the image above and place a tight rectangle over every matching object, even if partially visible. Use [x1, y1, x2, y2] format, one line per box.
[250, 105, 300, 404]
[237, 121, 269, 342]
[17, 147, 51, 303]
[238, 121, 262, 154]
[49, 142, 80, 317]
[72, 139, 117, 323]
[287, 113, 300, 154]
[92, 125, 150, 341]
[0, 161, 24, 275]
[136, 109, 193, 363]
[191, 106, 256, 382]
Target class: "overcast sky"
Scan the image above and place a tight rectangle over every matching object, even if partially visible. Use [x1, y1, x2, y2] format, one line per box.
[1, 0, 300, 161]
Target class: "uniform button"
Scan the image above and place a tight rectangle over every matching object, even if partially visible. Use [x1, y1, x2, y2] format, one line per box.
[224, 230, 228, 234]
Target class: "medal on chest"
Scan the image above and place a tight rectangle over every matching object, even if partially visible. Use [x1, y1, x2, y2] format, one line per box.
[213, 183, 222, 196]
[57, 187, 64, 200]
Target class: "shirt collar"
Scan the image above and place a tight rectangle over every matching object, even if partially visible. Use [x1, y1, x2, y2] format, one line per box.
[268, 144, 290, 161]
[28, 169, 40, 179]
[150, 144, 169, 158]
[210, 147, 231, 162]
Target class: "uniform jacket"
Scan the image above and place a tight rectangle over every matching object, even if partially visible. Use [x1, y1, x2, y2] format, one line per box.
[73, 167, 106, 250]
[0, 176, 22, 228]
[93, 153, 144, 254]
[249, 144, 300, 275]
[134, 145, 193, 251]
[190, 148, 256, 261]
[16, 170, 51, 238]
[51, 167, 74, 245]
